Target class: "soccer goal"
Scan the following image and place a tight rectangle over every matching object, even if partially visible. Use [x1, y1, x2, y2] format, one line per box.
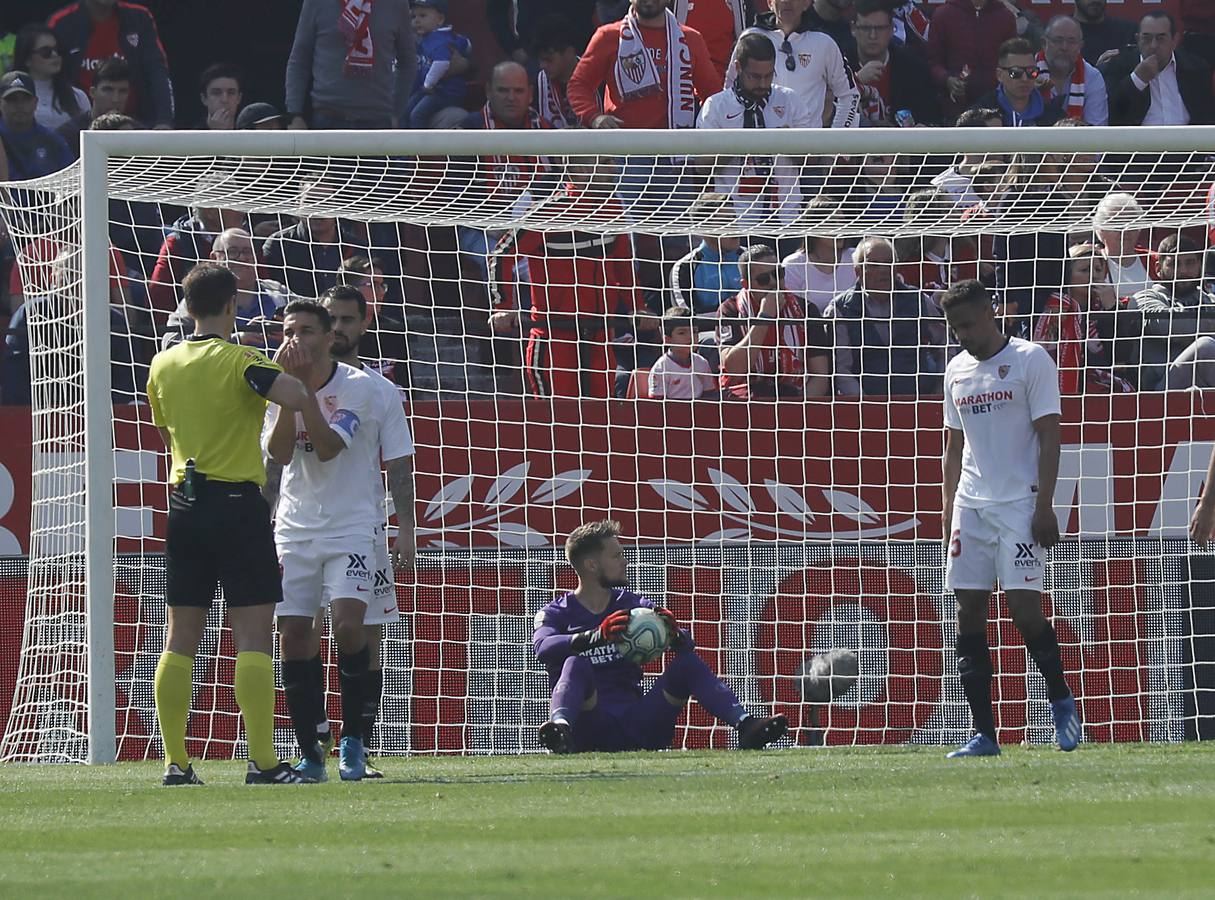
[2, 126, 1214, 764]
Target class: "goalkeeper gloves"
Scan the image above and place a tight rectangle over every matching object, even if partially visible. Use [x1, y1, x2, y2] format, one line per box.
[568, 609, 632, 654]
[656, 607, 692, 651]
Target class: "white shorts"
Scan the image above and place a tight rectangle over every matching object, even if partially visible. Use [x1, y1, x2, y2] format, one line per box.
[276, 531, 377, 619]
[363, 524, 399, 626]
[945, 497, 1046, 592]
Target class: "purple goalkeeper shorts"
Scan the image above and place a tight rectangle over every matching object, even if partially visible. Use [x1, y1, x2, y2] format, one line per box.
[572, 685, 683, 752]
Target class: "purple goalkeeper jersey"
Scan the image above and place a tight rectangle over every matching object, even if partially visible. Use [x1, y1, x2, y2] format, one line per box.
[532, 589, 654, 700]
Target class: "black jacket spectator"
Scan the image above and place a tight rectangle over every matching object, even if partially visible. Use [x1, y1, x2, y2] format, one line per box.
[48, 1, 175, 128]
[851, 42, 942, 126]
[1078, 15, 1137, 67]
[1133, 281, 1215, 391]
[261, 219, 357, 299]
[1100, 47, 1215, 125]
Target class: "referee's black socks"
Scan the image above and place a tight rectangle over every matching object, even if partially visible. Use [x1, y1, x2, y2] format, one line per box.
[338, 644, 371, 742]
[956, 632, 997, 742]
[283, 658, 322, 764]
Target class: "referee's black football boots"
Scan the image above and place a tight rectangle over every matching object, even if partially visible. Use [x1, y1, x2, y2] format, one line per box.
[162, 763, 204, 786]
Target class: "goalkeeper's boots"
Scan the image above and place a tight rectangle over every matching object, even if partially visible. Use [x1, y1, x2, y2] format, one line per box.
[363, 750, 384, 779]
[737, 713, 789, 750]
[339, 736, 367, 781]
[162, 763, 204, 786]
[246, 760, 310, 784]
[292, 747, 328, 783]
[946, 733, 1001, 758]
[538, 718, 574, 754]
[1050, 694, 1082, 752]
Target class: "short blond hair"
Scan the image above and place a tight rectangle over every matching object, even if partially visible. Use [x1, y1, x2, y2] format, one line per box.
[565, 520, 622, 569]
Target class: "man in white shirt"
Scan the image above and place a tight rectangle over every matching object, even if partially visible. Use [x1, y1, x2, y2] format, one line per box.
[1101, 11, 1215, 126]
[264, 299, 388, 783]
[698, 32, 814, 225]
[727, 0, 860, 129]
[939, 279, 1081, 758]
[780, 195, 855, 313]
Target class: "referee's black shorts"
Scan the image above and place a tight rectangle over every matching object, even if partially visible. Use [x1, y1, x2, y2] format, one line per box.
[164, 479, 283, 608]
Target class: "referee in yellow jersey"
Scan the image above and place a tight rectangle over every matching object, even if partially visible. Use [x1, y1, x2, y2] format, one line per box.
[147, 262, 313, 785]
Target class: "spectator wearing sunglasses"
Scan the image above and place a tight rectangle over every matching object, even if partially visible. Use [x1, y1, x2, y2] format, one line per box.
[716, 244, 832, 401]
[12, 25, 88, 131]
[727, 0, 859, 129]
[971, 38, 1065, 127]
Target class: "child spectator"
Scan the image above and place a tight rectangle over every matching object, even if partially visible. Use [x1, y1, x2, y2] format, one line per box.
[1032, 242, 1135, 394]
[408, 0, 471, 128]
[648, 307, 716, 399]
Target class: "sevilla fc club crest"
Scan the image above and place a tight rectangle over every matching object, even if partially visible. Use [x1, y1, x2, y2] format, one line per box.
[126, 33, 139, 48]
[798, 53, 812, 68]
[621, 50, 648, 86]
[998, 365, 1010, 379]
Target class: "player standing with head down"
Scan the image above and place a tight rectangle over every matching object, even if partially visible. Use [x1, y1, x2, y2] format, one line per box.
[940, 280, 1082, 757]
[533, 520, 787, 753]
[264, 299, 387, 782]
[146, 263, 312, 785]
[316, 284, 416, 777]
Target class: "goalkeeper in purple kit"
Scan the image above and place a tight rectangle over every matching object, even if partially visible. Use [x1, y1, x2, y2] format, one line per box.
[533, 520, 787, 753]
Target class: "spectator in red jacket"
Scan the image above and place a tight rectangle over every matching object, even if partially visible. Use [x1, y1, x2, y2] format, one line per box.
[927, 0, 1017, 122]
[567, 0, 719, 129]
[48, 0, 174, 128]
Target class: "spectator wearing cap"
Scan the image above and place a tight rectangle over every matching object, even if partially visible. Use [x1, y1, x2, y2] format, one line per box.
[1100, 11, 1215, 126]
[57, 55, 132, 152]
[406, 0, 471, 128]
[48, 0, 174, 128]
[849, 0, 940, 127]
[286, 0, 416, 129]
[236, 102, 288, 131]
[1073, 0, 1137, 68]
[971, 38, 1065, 127]
[197, 62, 242, 130]
[0, 72, 74, 181]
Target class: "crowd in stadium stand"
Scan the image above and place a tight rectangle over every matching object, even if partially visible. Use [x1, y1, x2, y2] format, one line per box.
[2, 0, 1215, 404]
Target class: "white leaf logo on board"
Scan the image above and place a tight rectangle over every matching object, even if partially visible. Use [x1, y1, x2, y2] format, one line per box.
[699, 528, 751, 544]
[483, 461, 530, 507]
[493, 522, 550, 547]
[823, 489, 881, 524]
[532, 469, 591, 504]
[708, 468, 753, 513]
[648, 479, 708, 511]
[423, 475, 471, 523]
[764, 480, 815, 523]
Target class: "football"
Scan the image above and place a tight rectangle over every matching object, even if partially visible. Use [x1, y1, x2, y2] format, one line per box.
[615, 608, 671, 666]
[799, 649, 860, 703]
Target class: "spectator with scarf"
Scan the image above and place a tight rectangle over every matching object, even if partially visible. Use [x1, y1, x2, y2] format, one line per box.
[971, 38, 1065, 127]
[567, 0, 719, 130]
[727, 0, 859, 130]
[530, 15, 580, 129]
[1037, 15, 1108, 125]
[1033, 243, 1135, 394]
[286, 0, 416, 129]
[696, 33, 814, 227]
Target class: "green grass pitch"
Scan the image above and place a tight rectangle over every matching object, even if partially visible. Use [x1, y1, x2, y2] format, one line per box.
[1, 744, 1213, 898]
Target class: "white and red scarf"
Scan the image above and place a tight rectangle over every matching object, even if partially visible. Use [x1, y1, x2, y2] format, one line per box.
[614, 9, 696, 129]
[481, 103, 550, 189]
[1036, 50, 1085, 119]
[536, 68, 574, 130]
[338, 0, 375, 77]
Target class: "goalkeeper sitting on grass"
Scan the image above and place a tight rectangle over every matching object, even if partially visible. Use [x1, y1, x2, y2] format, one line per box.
[533, 520, 787, 754]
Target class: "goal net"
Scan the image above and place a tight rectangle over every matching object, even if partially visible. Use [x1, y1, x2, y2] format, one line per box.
[2, 127, 1214, 763]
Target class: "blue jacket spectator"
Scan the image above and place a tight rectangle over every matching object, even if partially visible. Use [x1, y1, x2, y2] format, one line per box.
[669, 237, 742, 316]
[0, 72, 73, 181]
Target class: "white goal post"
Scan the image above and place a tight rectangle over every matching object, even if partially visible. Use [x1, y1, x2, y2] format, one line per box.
[3, 125, 1215, 764]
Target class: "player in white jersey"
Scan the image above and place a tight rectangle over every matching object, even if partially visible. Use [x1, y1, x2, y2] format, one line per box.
[940, 280, 1082, 758]
[315, 284, 416, 777]
[264, 299, 383, 782]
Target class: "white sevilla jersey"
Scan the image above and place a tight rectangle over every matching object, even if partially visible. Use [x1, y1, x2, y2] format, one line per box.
[944, 337, 1061, 508]
[267, 361, 384, 540]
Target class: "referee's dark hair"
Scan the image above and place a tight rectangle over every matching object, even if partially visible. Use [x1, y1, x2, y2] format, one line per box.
[283, 298, 333, 331]
[938, 279, 990, 313]
[320, 283, 367, 320]
[183, 262, 238, 319]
